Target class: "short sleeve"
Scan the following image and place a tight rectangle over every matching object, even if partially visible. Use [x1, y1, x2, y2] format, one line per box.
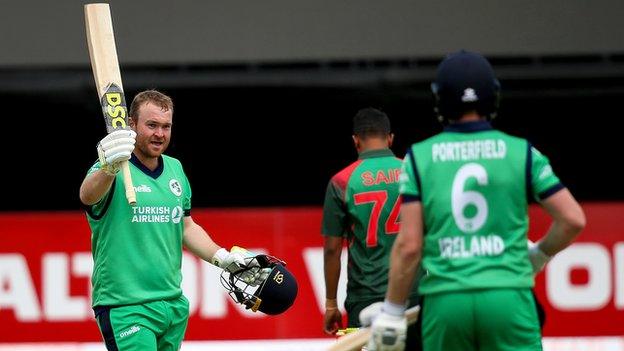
[181, 167, 192, 214]
[321, 179, 348, 237]
[83, 161, 114, 215]
[530, 146, 564, 201]
[86, 160, 103, 176]
[399, 148, 421, 202]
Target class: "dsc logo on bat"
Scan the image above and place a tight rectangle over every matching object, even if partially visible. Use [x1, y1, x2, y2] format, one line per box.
[102, 83, 128, 129]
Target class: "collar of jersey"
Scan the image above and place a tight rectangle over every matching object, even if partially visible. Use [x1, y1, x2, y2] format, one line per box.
[444, 120, 493, 133]
[130, 153, 164, 179]
[358, 148, 395, 159]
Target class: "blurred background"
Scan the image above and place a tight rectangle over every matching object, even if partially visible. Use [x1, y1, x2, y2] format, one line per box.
[1, 0, 623, 350]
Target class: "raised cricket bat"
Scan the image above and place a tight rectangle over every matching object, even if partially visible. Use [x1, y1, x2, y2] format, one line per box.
[327, 305, 420, 351]
[84, 3, 136, 205]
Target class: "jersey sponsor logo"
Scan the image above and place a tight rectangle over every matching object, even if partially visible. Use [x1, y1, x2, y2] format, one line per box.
[171, 206, 183, 224]
[169, 179, 182, 196]
[361, 169, 401, 186]
[134, 184, 152, 193]
[438, 234, 505, 258]
[432, 139, 507, 162]
[129, 206, 183, 223]
[131, 206, 170, 223]
[119, 325, 141, 338]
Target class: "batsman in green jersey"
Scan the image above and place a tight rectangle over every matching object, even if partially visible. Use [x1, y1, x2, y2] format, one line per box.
[367, 51, 586, 351]
[322, 108, 421, 350]
[80, 90, 269, 351]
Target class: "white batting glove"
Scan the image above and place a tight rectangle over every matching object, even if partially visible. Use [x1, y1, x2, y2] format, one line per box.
[368, 311, 407, 351]
[212, 246, 271, 287]
[359, 301, 383, 327]
[528, 240, 551, 274]
[97, 129, 136, 175]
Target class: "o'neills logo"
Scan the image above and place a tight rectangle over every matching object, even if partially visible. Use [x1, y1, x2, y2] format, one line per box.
[119, 325, 141, 338]
[134, 184, 152, 193]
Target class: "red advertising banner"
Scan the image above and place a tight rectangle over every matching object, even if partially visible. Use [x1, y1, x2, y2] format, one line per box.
[0, 204, 622, 342]
[528, 203, 624, 336]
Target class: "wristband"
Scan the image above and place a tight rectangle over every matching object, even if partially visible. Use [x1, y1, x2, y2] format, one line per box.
[326, 298, 338, 310]
[211, 248, 229, 268]
[382, 299, 406, 317]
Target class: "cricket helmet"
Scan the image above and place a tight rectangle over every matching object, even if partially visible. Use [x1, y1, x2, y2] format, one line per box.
[220, 254, 298, 315]
[431, 50, 501, 123]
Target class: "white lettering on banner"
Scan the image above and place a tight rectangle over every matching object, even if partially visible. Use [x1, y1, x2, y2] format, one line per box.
[199, 259, 226, 317]
[43, 253, 92, 321]
[72, 253, 93, 300]
[302, 248, 348, 313]
[0, 254, 41, 321]
[615, 243, 624, 309]
[1, 242, 623, 323]
[547, 243, 611, 310]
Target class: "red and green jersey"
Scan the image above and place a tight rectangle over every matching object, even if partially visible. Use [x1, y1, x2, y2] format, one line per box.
[399, 121, 563, 295]
[85, 154, 191, 307]
[322, 148, 419, 303]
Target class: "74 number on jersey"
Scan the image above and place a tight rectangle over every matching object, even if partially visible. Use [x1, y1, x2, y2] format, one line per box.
[354, 190, 401, 247]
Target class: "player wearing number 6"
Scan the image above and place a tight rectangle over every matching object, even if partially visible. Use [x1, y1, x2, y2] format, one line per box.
[367, 50, 586, 351]
[321, 108, 421, 350]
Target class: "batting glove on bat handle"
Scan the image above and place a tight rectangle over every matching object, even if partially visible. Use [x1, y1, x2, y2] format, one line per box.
[359, 301, 383, 327]
[368, 311, 407, 351]
[528, 240, 551, 274]
[97, 129, 136, 175]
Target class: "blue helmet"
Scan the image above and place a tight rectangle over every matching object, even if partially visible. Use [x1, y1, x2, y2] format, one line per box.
[220, 254, 298, 315]
[431, 50, 501, 123]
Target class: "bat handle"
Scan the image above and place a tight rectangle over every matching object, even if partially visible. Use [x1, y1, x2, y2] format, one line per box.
[120, 160, 136, 205]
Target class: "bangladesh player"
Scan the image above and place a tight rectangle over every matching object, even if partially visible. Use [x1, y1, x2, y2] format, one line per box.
[368, 51, 585, 351]
[79, 90, 268, 351]
[322, 108, 421, 350]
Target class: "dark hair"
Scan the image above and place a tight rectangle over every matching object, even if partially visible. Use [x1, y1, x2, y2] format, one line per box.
[353, 107, 391, 138]
[129, 89, 174, 122]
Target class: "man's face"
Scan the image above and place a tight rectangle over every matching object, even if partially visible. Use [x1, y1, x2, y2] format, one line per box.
[131, 102, 172, 159]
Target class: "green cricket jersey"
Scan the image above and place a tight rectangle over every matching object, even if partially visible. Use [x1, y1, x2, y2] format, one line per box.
[322, 149, 419, 303]
[85, 154, 191, 307]
[399, 121, 563, 295]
